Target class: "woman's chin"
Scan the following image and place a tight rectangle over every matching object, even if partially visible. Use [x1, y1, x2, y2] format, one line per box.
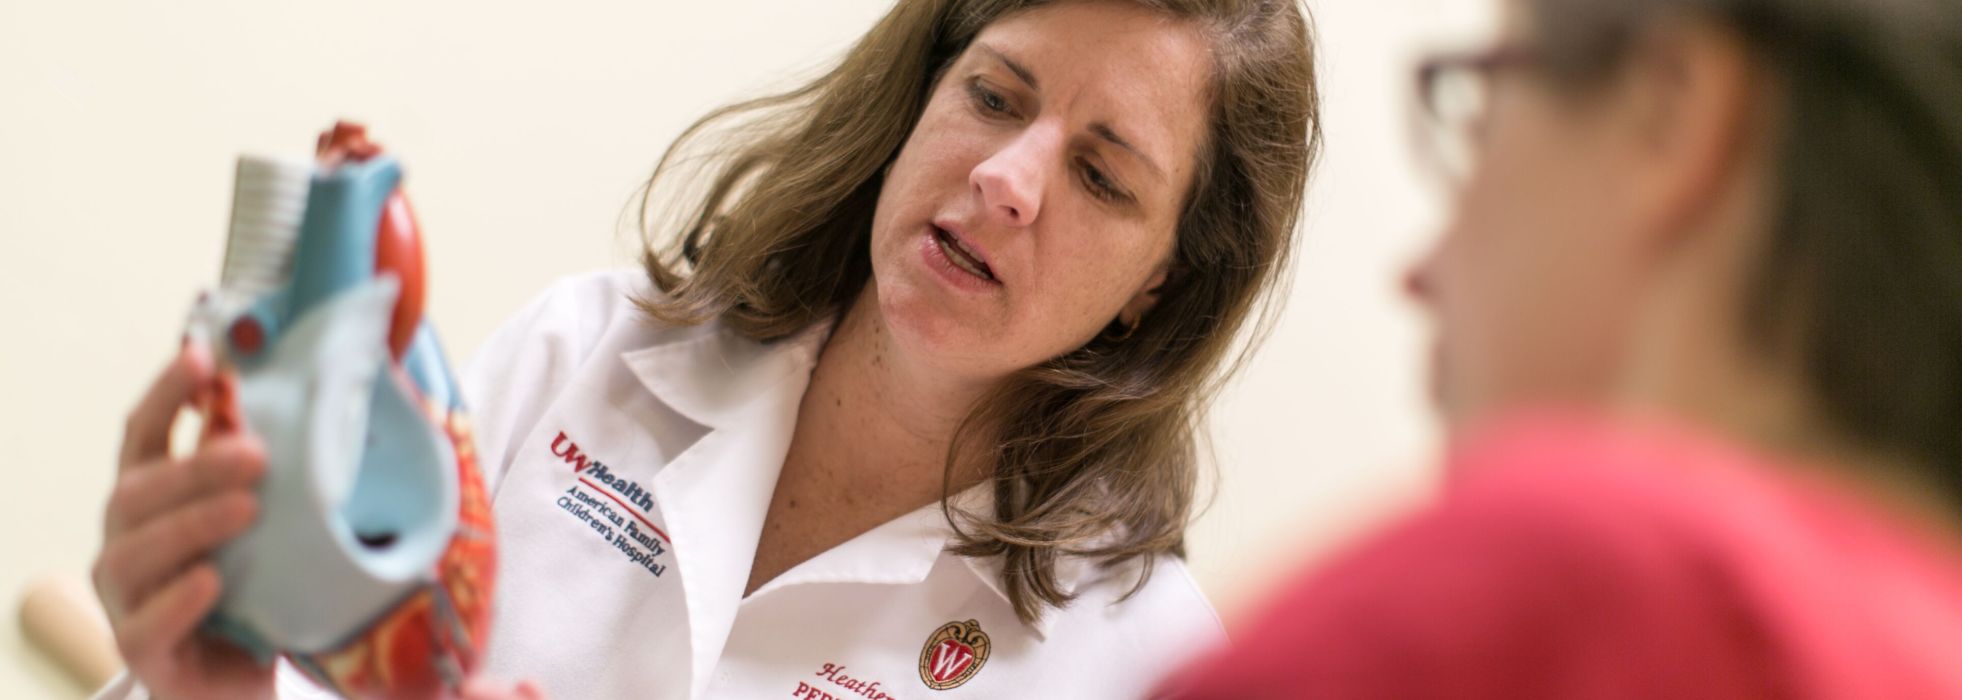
[874, 283, 1019, 376]
[880, 287, 966, 348]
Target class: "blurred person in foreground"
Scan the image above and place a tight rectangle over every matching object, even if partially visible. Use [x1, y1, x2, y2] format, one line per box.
[1166, 0, 1962, 696]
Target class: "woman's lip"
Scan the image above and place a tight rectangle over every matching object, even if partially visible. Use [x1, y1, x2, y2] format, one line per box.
[919, 228, 1002, 293]
[932, 219, 992, 269]
[934, 227, 996, 281]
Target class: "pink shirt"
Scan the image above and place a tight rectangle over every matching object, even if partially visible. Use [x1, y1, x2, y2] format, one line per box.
[1166, 413, 1962, 699]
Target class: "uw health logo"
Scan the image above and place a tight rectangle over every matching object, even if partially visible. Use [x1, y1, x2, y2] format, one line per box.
[552, 431, 655, 514]
[550, 430, 671, 554]
[918, 619, 990, 690]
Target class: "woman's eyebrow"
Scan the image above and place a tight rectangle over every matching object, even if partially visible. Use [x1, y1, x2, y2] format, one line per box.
[974, 42, 1165, 183]
[1091, 122, 1165, 182]
[976, 44, 1039, 89]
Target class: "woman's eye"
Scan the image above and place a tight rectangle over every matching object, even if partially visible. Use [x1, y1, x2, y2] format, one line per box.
[1079, 160, 1124, 202]
[968, 80, 1012, 116]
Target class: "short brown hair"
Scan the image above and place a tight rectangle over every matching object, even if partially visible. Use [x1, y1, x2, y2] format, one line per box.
[1531, 0, 1962, 501]
[634, 0, 1320, 623]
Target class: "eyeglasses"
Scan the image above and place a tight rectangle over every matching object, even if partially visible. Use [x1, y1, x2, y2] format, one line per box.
[1412, 45, 1546, 183]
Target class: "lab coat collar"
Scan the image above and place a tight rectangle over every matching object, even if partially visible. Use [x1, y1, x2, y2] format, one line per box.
[738, 482, 1074, 638]
[619, 321, 830, 699]
[941, 482, 1098, 635]
[622, 322, 831, 430]
[620, 320, 1090, 652]
[948, 486, 1094, 639]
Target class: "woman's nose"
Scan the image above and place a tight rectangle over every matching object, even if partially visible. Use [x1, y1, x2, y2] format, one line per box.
[970, 131, 1052, 229]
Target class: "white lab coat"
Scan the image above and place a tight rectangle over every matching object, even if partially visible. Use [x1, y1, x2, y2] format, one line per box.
[95, 269, 1225, 699]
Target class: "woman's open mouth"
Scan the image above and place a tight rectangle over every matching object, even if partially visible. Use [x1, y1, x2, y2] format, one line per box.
[931, 225, 997, 283]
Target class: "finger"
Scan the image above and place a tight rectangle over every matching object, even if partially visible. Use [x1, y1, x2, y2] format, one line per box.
[175, 634, 273, 699]
[120, 345, 215, 469]
[517, 680, 547, 700]
[105, 436, 264, 536]
[114, 563, 221, 675]
[99, 492, 256, 614]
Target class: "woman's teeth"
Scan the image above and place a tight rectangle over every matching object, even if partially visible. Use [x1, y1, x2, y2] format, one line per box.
[935, 228, 995, 282]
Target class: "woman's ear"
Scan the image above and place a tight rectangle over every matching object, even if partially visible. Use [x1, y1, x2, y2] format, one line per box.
[1117, 264, 1173, 328]
[1620, 18, 1763, 256]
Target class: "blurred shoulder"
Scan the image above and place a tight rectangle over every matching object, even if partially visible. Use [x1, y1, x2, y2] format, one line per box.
[1161, 414, 1901, 697]
[1443, 411, 1787, 539]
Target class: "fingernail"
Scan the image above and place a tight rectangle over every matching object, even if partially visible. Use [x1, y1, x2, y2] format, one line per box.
[242, 434, 268, 463]
[217, 434, 265, 467]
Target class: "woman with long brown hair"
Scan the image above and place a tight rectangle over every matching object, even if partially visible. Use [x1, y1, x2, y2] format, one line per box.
[89, 0, 1320, 697]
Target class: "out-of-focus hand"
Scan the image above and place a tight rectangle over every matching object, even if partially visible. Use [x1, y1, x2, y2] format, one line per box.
[93, 344, 273, 700]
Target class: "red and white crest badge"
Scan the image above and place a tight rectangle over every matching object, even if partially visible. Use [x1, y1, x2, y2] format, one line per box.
[918, 619, 990, 690]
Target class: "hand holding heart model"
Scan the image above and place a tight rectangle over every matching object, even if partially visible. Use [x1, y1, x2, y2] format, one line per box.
[185, 122, 497, 700]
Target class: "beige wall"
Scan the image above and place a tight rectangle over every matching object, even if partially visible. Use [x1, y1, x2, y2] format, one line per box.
[0, 1, 1490, 696]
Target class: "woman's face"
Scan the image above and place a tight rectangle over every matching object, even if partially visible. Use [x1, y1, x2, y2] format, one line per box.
[869, 1, 1210, 384]
[1408, 2, 1657, 426]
